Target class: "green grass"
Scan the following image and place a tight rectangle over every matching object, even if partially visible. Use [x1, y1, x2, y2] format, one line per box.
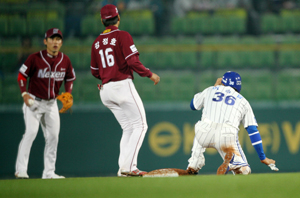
[0, 173, 299, 198]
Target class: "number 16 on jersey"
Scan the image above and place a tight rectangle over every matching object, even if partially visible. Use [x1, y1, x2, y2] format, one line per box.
[99, 48, 115, 68]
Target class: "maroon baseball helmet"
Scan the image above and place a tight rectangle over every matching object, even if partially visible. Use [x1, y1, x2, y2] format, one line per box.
[100, 4, 119, 19]
[45, 28, 63, 39]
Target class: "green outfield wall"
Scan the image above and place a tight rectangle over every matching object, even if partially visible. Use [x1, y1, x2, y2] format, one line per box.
[1, 104, 299, 178]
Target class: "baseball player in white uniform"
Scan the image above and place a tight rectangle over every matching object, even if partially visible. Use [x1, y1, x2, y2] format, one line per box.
[187, 71, 278, 175]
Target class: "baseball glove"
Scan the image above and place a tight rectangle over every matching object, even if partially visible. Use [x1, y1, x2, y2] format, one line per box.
[57, 92, 73, 113]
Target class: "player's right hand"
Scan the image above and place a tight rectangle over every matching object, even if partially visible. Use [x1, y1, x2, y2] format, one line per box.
[214, 78, 223, 86]
[23, 94, 34, 107]
[261, 157, 279, 171]
[260, 157, 275, 165]
[150, 73, 160, 85]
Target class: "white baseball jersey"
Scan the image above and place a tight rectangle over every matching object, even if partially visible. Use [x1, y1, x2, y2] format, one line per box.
[188, 85, 257, 172]
[193, 85, 257, 129]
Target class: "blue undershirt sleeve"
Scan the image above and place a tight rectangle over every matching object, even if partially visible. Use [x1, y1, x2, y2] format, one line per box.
[246, 125, 266, 160]
[190, 98, 196, 110]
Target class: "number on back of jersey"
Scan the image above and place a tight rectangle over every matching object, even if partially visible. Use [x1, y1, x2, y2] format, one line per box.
[212, 92, 236, 106]
[99, 48, 115, 68]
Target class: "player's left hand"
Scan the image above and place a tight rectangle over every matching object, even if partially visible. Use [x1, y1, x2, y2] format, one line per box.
[150, 73, 160, 85]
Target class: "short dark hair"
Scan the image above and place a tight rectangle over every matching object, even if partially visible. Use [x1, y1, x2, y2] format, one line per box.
[49, 34, 62, 39]
[102, 15, 118, 27]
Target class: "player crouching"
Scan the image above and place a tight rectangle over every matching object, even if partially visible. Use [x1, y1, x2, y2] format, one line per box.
[187, 71, 278, 175]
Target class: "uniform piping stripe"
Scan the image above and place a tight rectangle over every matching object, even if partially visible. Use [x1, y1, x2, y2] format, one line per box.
[66, 77, 75, 82]
[90, 66, 99, 70]
[230, 162, 248, 166]
[128, 81, 144, 171]
[100, 29, 120, 35]
[40, 51, 65, 98]
[125, 51, 139, 60]
[66, 69, 76, 82]
[53, 53, 64, 97]
[40, 51, 51, 99]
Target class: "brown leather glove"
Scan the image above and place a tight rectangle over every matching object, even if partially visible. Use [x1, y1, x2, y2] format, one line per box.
[57, 92, 73, 113]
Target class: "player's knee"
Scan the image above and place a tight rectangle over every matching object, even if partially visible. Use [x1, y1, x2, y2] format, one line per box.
[24, 130, 38, 141]
[47, 133, 59, 143]
[144, 124, 148, 132]
[199, 161, 205, 169]
[122, 124, 133, 132]
[131, 120, 147, 131]
[137, 122, 148, 132]
[242, 166, 251, 175]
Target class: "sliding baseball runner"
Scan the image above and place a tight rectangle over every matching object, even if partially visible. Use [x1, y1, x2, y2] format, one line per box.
[144, 72, 278, 177]
[186, 71, 278, 175]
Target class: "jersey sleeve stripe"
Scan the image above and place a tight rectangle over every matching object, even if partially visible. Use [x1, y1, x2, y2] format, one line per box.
[125, 51, 139, 60]
[90, 66, 99, 70]
[66, 67, 76, 81]
[19, 69, 28, 77]
[248, 131, 259, 136]
[249, 132, 262, 144]
[252, 140, 262, 145]
[66, 77, 76, 81]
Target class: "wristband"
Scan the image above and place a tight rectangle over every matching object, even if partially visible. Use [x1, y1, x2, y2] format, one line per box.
[21, 92, 28, 97]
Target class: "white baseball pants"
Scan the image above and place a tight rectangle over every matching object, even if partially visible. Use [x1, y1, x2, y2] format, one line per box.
[15, 97, 60, 177]
[188, 119, 249, 172]
[100, 79, 147, 172]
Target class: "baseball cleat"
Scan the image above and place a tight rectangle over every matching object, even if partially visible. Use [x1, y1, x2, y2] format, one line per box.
[217, 152, 234, 175]
[131, 169, 147, 176]
[117, 169, 130, 177]
[15, 172, 29, 179]
[42, 173, 65, 179]
[118, 174, 130, 177]
[121, 169, 147, 177]
[187, 167, 199, 175]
